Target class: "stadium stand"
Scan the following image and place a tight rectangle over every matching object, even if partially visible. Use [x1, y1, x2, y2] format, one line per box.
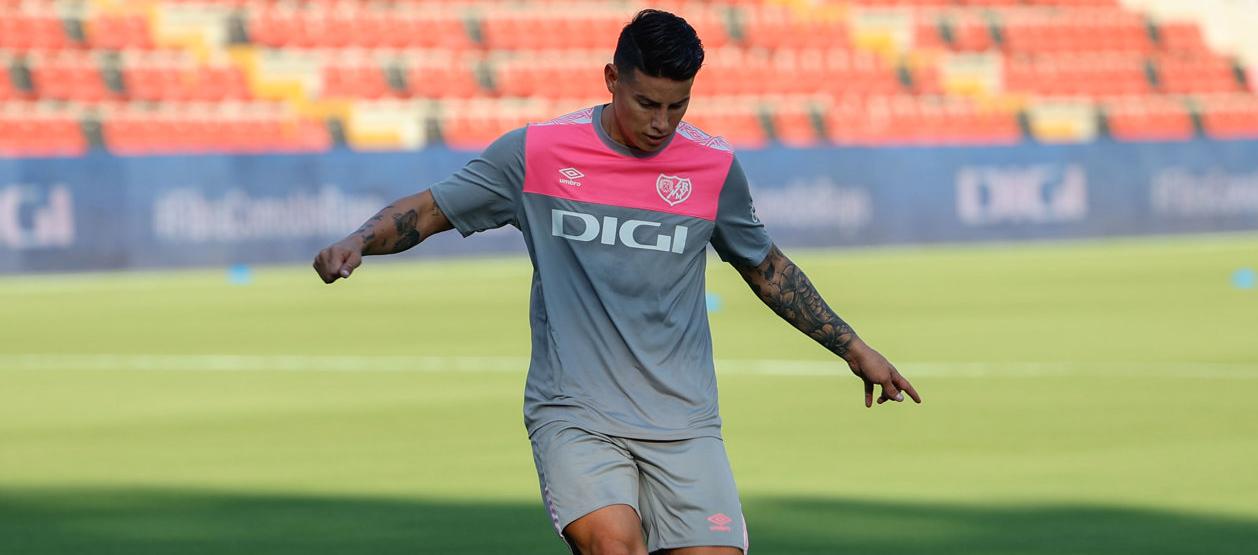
[1, 0, 1256, 155]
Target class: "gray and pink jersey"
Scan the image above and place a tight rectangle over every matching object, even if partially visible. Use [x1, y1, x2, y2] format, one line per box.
[430, 104, 773, 440]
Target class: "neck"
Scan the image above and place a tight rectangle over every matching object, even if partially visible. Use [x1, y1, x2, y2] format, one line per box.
[600, 104, 632, 149]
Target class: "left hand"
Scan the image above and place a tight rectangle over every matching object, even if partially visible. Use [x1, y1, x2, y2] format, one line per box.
[843, 340, 922, 408]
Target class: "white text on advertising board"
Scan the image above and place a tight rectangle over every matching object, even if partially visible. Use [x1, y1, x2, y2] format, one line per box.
[956, 165, 1088, 226]
[0, 185, 75, 249]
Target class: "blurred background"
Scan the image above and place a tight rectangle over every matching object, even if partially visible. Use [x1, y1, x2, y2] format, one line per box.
[2, 0, 1258, 267]
[2, 0, 1257, 554]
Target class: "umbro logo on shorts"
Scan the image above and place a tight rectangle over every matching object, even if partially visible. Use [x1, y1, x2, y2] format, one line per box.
[707, 513, 733, 532]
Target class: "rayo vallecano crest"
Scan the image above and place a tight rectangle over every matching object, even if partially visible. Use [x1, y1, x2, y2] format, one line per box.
[656, 174, 692, 206]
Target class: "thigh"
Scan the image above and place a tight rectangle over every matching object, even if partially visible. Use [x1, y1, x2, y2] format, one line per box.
[629, 436, 747, 554]
[530, 423, 643, 543]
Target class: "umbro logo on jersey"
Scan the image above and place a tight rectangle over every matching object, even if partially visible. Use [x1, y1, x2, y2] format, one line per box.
[551, 209, 688, 254]
[656, 174, 692, 206]
[558, 167, 585, 187]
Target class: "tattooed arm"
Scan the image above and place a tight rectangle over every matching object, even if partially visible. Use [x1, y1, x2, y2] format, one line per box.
[312, 189, 453, 284]
[735, 245, 921, 407]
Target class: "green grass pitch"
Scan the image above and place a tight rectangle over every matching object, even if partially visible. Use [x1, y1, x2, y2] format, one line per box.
[2, 234, 1257, 554]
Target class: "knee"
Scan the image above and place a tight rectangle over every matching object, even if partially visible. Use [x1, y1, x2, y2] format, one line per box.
[577, 535, 643, 555]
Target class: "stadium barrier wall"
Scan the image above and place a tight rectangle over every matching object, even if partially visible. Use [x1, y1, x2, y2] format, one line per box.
[2, 139, 1258, 274]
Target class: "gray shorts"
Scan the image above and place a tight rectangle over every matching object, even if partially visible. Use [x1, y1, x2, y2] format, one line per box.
[529, 422, 748, 553]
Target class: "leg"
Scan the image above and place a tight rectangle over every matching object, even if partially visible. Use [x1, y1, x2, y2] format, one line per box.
[631, 436, 748, 553]
[655, 548, 742, 555]
[530, 424, 644, 553]
[564, 503, 649, 555]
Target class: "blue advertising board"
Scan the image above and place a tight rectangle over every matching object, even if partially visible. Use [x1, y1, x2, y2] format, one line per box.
[2, 139, 1257, 274]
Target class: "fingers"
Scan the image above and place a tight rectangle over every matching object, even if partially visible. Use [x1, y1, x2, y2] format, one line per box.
[337, 251, 362, 279]
[880, 379, 903, 403]
[896, 373, 922, 404]
[313, 251, 337, 284]
[850, 349, 922, 408]
[313, 247, 359, 284]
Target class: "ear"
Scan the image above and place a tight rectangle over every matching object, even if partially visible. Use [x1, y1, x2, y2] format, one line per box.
[604, 63, 617, 95]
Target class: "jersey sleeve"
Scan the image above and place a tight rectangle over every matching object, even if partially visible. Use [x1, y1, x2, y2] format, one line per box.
[710, 156, 774, 266]
[429, 127, 526, 237]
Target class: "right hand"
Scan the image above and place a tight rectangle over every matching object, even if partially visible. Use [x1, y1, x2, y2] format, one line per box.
[313, 237, 364, 284]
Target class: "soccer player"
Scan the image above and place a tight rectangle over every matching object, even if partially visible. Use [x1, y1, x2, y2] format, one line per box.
[312, 9, 920, 555]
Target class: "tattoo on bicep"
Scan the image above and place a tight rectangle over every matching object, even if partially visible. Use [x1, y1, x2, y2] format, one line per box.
[747, 247, 856, 357]
[391, 209, 422, 251]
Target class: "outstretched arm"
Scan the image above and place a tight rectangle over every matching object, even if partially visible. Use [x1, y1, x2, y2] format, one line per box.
[312, 189, 453, 284]
[734, 245, 921, 408]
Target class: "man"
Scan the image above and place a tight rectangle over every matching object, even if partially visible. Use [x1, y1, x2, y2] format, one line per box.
[313, 9, 920, 555]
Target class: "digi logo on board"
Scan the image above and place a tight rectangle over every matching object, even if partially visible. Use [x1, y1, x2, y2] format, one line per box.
[0, 185, 75, 250]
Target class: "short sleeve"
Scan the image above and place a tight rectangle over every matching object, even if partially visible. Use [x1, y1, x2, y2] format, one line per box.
[710, 156, 773, 266]
[429, 127, 527, 237]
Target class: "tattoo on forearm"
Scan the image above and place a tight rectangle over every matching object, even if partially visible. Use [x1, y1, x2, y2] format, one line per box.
[350, 208, 387, 251]
[742, 246, 857, 357]
[391, 209, 422, 251]
[350, 200, 425, 255]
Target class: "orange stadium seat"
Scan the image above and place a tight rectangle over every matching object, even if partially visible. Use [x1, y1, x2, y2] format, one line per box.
[1197, 94, 1258, 140]
[943, 100, 1023, 144]
[437, 98, 551, 149]
[1005, 53, 1151, 98]
[999, 7, 1152, 54]
[102, 104, 330, 155]
[820, 51, 905, 97]
[854, 0, 952, 6]
[197, 66, 252, 101]
[385, 13, 464, 50]
[684, 101, 767, 149]
[913, 18, 947, 52]
[340, 11, 389, 49]
[953, 0, 1021, 6]
[0, 107, 87, 157]
[1157, 22, 1211, 54]
[825, 96, 874, 145]
[120, 51, 253, 103]
[404, 53, 484, 99]
[85, 14, 155, 50]
[740, 7, 850, 50]
[846, 95, 1021, 145]
[908, 62, 943, 95]
[1157, 54, 1241, 94]
[769, 100, 822, 147]
[441, 114, 509, 150]
[947, 12, 995, 51]
[481, 13, 626, 51]
[0, 12, 73, 51]
[322, 61, 392, 100]
[248, 6, 299, 48]
[1105, 96, 1195, 141]
[3, 0, 1258, 155]
[248, 4, 473, 50]
[27, 51, 114, 103]
[1026, 0, 1119, 6]
[0, 60, 19, 101]
[506, 67, 607, 100]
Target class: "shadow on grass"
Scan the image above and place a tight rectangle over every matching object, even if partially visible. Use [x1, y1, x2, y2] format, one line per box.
[2, 488, 1255, 554]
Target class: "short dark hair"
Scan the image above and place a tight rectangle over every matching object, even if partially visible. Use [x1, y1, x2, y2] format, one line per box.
[613, 9, 704, 81]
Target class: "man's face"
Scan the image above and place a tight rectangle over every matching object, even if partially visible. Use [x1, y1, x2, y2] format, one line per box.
[604, 64, 693, 152]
